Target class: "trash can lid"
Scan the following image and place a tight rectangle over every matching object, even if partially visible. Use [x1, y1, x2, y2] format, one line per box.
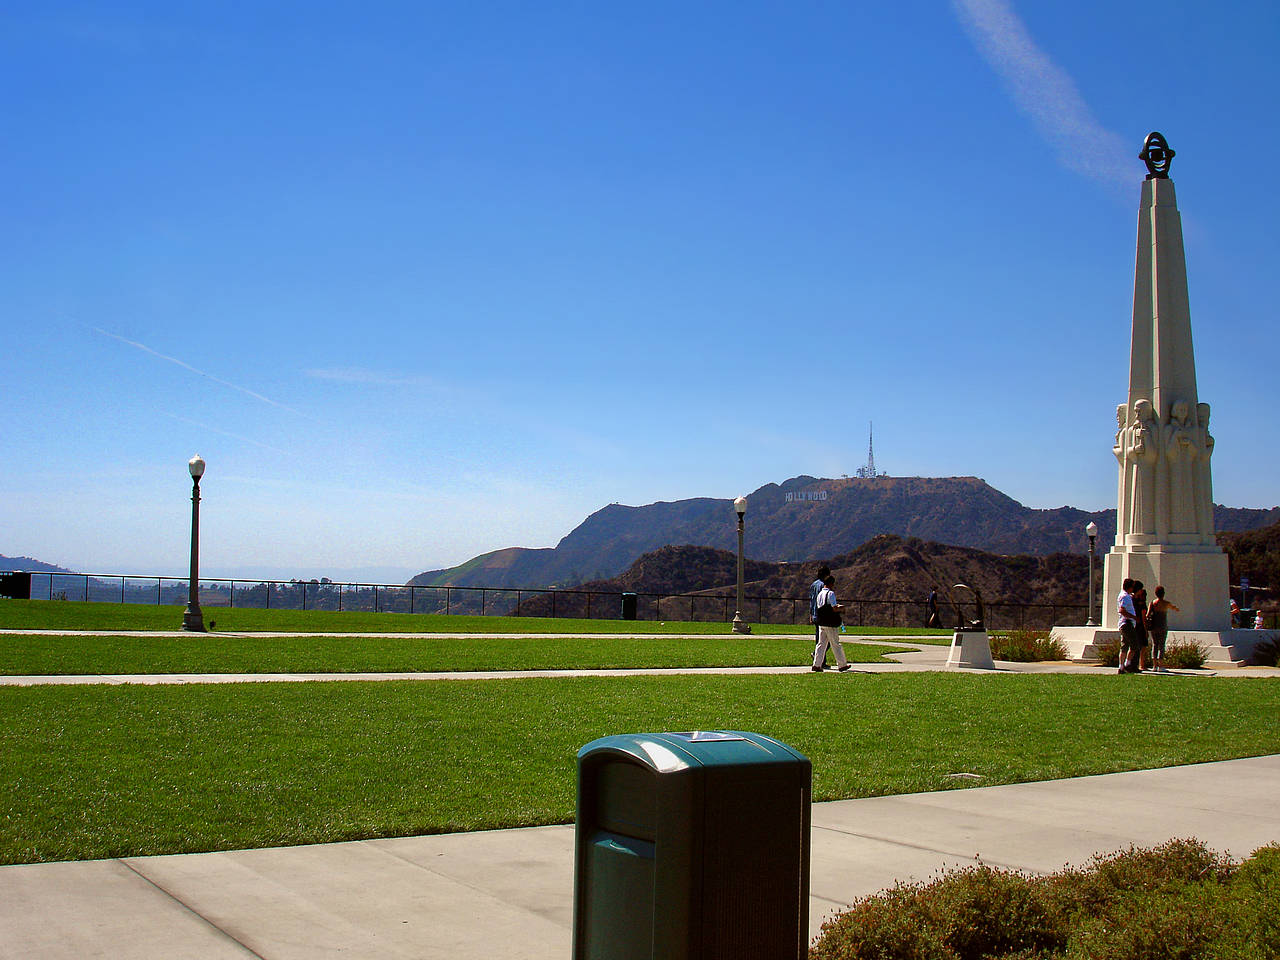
[577, 730, 807, 773]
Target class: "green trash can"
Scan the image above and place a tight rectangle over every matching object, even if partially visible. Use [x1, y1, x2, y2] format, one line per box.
[573, 730, 811, 960]
[621, 593, 638, 621]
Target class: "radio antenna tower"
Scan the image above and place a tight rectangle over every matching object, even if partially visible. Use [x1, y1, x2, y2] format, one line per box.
[855, 421, 879, 478]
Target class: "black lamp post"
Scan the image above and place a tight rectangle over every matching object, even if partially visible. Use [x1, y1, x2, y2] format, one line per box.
[731, 495, 751, 634]
[1085, 521, 1098, 627]
[182, 455, 207, 632]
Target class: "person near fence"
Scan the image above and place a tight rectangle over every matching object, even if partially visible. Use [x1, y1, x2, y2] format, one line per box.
[809, 564, 831, 651]
[1146, 585, 1179, 672]
[1117, 578, 1139, 674]
[925, 589, 941, 628]
[811, 575, 851, 672]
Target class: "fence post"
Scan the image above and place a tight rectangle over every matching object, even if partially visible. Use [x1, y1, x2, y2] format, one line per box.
[481, 589, 486, 616]
[551, 590, 556, 619]
[446, 587, 451, 616]
[586, 592, 592, 619]
[516, 590, 521, 617]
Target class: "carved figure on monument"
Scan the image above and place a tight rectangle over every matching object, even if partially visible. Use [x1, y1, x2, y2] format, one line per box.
[1196, 402, 1216, 537]
[1113, 403, 1130, 537]
[1164, 400, 1200, 534]
[1126, 398, 1159, 538]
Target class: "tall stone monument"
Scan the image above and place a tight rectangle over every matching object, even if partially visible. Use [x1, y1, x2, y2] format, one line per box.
[1056, 133, 1270, 665]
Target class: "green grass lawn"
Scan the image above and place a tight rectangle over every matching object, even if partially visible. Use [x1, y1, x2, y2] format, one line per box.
[0, 599, 945, 637]
[2, 673, 1277, 864]
[0, 632, 909, 674]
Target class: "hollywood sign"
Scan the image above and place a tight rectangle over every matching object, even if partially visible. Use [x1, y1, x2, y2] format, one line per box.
[785, 490, 828, 503]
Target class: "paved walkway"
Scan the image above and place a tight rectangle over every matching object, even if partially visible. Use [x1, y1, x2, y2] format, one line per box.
[5, 631, 1280, 684]
[2, 755, 1278, 959]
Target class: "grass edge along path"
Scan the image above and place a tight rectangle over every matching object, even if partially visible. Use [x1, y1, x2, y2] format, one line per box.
[3, 672, 1278, 864]
[0, 632, 911, 674]
[0, 599, 945, 637]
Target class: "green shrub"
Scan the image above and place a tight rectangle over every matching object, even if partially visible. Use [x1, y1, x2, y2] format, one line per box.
[1251, 638, 1279, 667]
[1094, 637, 1121, 667]
[808, 839, 1266, 960]
[1061, 882, 1230, 960]
[810, 885, 950, 960]
[927, 866, 1063, 959]
[1166, 638, 1210, 669]
[990, 631, 1069, 663]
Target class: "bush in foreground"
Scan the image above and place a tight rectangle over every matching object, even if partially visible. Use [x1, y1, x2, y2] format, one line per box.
[1093, 637, 1121, 667]
[989, 631, 1069, 662]
[1165, 638, 1210, 669]
[810, 839, 1279, 959]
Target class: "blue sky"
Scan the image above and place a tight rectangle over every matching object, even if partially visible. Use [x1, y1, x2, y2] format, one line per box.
[2, 1, 1277, 581]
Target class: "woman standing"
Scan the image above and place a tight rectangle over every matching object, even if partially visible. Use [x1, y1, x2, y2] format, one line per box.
[1146, 586, 1180, 672]
[1133, 582, 1151, 671]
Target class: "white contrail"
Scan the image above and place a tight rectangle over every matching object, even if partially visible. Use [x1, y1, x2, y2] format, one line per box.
[94, 327, 316, 420]
[950, 0, 1130, 186]
[162, 413, 295, 457]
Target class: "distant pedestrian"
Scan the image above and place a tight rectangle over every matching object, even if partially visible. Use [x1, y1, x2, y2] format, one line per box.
[1230, 598, 1241, 627]
[925, 589, 941, 628]
[809, 564, 831, 653]
[1117, 578, 1139, 674]
[1146, 586, 1180, 672]
[1255, 610, 1266, 630]
[811, 576, 851, 672]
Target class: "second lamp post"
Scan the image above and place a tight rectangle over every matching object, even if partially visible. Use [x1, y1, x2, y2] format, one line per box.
[1084, 521, 1098, 627]
[731, 495, 751, 634]
[182, 454, 207, 632]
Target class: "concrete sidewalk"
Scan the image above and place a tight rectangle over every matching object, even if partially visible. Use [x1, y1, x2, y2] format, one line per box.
[7, 633, 1280, 685]
[3, 755, 1278, 959]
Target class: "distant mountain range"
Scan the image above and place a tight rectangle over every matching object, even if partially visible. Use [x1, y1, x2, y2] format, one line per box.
[0, 555, 75, 575]
[410, 475, 1280, 590]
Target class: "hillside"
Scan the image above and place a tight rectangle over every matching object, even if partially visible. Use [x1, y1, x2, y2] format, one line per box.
[1219, 518, 1280, 603]
[410, 475, 1280, 590]
[0, 555, 75, 574]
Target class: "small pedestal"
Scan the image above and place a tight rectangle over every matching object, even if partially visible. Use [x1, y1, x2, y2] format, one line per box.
[947, 630, 994, 670]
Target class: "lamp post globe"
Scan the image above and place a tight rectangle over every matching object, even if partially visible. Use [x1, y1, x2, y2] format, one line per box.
[182, 455, 207, 632]
[1084, 521, 1099, 627]
[731, 496, 751, 634]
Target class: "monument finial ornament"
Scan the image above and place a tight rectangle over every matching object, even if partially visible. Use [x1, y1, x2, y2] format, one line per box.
[1139, 131, 1175, 179]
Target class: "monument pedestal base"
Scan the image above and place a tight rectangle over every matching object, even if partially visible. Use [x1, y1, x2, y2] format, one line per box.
[947, 630, 994, 670]
[1052, 626, 1277, 668]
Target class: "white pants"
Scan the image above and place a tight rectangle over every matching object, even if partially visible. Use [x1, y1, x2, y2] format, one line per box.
[812, 625, 848, 669]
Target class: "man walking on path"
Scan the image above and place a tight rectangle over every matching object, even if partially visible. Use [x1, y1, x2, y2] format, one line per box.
[812, 575, 851, 672]
[810, 564, 830, 660]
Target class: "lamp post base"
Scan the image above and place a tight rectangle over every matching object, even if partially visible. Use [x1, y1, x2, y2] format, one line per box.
[731, 614, 752, 635]
[182, 606, 206, 632]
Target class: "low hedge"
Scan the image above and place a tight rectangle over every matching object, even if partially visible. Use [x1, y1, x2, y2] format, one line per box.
[810, 839, 1280, 959]
[989, 630, 1069, 662]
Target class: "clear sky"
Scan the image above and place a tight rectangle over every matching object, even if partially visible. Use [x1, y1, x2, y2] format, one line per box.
[2, 1, 1277, 581]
